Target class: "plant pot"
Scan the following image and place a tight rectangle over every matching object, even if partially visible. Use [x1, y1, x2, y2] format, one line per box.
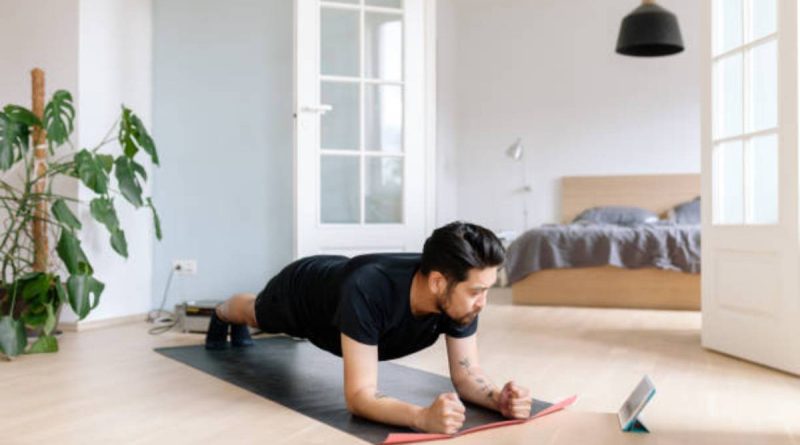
[0, 285, 63, 337]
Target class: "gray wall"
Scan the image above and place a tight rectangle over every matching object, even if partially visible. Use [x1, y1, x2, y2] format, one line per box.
[152, 0, 293, 306]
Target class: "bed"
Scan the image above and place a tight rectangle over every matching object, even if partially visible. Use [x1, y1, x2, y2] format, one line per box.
[508, 174, 701, 311]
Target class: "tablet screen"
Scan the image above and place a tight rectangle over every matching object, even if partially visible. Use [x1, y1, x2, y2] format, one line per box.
[618, 375, 655, 430]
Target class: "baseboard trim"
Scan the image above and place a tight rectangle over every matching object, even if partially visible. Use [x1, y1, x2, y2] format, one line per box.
[59, 313, 148, 332]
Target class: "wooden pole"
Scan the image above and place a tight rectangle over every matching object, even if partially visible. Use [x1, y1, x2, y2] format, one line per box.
[31, 68, 48, 273]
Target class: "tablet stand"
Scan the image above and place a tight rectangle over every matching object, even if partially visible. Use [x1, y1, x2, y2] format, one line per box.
[623, 414, 649, 433]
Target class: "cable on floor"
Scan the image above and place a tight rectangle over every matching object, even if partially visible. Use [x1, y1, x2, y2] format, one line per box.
[147, 267, 177, 335]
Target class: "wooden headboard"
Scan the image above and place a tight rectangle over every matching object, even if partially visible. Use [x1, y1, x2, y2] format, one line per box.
[560, 174, 701, 224]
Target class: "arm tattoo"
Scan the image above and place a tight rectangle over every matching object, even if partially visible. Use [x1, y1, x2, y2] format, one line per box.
[374, 391, 388, 399]
[458, 358, 472, 373]
[459, 357, 496, 401]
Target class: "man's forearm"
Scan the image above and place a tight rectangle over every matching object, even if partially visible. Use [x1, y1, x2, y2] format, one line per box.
[349, 388, 425, 430]
[452, 358, 500, 411]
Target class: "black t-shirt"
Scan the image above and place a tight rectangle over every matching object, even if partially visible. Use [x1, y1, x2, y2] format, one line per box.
[268, 253, 477, 361]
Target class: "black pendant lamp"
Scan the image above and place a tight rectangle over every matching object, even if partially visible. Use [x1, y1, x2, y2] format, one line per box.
[616, 0, 684, 57]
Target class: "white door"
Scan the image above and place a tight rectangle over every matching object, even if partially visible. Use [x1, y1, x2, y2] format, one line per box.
[294, 0, 432, 258]
[702, 0, 800, 374]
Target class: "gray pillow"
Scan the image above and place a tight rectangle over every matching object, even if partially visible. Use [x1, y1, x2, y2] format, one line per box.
[669, 196, 701, 224]
[572, 206, 659, 226]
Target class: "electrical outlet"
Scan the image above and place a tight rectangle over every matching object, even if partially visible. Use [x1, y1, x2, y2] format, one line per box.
[172, 259, 197, 275]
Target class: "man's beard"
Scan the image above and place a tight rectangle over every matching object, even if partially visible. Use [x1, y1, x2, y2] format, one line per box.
[436, 290, 479, 327]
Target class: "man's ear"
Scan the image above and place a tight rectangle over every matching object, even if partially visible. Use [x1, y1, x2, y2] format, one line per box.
[428, 271, 448, 295]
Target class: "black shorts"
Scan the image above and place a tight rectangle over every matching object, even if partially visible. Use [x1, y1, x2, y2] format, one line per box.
[253, 262, 308, 338]
[253, 255, 349, 355]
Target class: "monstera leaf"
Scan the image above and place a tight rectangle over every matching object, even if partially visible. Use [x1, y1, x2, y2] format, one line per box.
[114, 156, 143, 208]
[74, 149, 110, 194]
[90, 197, 128, 257]
[52, 199, 82, 231]
[0, 316, 26, 357]
[147, 198, 162, 241]
[119, 106, 159, 165]
[43, 90, 75, 151]
[56, 231, 92, 275]
[67, 274, 105, 320]
[0, 111, 28, 171]
[27, 335, 58, 354]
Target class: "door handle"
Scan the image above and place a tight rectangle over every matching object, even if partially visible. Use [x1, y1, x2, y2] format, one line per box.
[300, 104, 333, 114]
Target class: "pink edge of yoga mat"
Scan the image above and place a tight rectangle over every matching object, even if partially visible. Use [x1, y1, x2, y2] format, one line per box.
[380, 395, 578, 445]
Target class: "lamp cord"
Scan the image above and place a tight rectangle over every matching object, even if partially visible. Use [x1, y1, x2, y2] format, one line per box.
[519, 157, 530, 231]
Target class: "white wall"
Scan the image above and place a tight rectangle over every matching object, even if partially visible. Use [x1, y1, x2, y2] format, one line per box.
[0, 1, 79, 106]
[437, 0, 702, 231]
[68, 0, 154, 323]
[435, 0, 460, 227]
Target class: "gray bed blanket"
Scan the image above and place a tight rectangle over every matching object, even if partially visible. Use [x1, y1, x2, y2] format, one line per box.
[505, 222, 701, 284]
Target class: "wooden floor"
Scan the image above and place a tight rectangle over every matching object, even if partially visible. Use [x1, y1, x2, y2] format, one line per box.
[1, 289, 799, 444]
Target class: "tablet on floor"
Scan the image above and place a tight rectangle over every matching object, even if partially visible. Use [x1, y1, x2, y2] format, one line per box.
[618, 375, 656, 433]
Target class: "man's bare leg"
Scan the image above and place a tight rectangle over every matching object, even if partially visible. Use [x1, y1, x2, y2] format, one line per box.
[215, 293, 259, 328]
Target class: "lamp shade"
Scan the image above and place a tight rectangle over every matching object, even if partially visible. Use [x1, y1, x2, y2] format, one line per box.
[506, 138, 524, 161]
[616, 2, 684, 57]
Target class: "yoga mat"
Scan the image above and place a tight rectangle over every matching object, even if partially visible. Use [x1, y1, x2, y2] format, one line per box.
[381, 395, 577, 444]
[156, 337, 572, 444]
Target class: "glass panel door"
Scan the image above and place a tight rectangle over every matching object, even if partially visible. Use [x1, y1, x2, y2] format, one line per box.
[711, 0, 778, 225]
[319, 0, 405, 224]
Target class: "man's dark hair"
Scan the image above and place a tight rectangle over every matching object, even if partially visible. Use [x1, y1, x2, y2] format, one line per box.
[420, 221, 505, 283]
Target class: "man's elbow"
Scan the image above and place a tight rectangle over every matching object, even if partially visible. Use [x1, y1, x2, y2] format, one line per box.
[451, 376, 469, 395]
[345, 390, 366, 416]
[345, 397, 359, 415]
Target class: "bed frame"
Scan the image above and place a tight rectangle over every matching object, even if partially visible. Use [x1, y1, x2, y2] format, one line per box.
[511, 173, 701, 311]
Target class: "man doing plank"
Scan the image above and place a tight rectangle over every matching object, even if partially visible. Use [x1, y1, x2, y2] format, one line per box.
[207, 222, 532, 433]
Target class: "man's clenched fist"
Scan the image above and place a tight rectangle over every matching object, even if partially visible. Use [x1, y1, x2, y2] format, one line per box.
[497, 381, 532, 419]
[415, 392, 466, 434]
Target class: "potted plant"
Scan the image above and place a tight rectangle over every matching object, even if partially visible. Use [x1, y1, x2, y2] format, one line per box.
[0, 69, 162, 357]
